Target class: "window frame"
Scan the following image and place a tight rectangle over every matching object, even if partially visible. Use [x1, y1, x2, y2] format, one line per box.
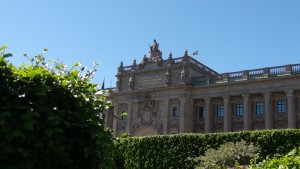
[235, 103, 243, 116]
[216, 105, 224, 117]
[121, 110, 127, 120]
[255, 102, 264, 115]
[277, 100, 286, 113]
[198, 107, 206, 118]
[172, 106, 179, 117]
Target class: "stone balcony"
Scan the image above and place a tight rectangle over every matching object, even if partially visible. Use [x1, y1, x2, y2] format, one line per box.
[193, 63, 300, 86]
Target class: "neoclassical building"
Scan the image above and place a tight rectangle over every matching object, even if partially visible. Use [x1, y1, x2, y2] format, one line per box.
[105, 40, 300, 137]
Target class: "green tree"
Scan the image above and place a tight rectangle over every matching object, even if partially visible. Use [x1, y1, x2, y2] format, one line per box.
[0, 45, 115, 169]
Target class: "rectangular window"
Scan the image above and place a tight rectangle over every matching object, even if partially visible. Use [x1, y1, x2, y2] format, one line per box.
[256, 102, 264, 115]
[172, 106, 179, 117]
[277, 100, 286, 113]
[216, 105, 224, 117]
[236, 104, 243, 116]
[198, 107, 206, 118]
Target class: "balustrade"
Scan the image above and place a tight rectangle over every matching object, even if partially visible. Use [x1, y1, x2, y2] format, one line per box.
[269, 66, 286, 75]
[292, 64, 300, 73]
[123, 66, 131, 71]
[249, 69, 264, 76]
[228, 71, 244, 78]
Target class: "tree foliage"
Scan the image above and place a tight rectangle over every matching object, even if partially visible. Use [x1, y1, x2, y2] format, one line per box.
[193, 140, 259, 168]
[0, 46, 115, 169]
[249, 147, 300, 168]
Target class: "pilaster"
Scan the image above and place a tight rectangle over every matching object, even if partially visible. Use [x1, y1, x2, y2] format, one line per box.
[125, 101, 132, 134]
[205, 97, 211, 133]
[264, 91, 272, 129]
[162, 98, 169, 134]
[179, 98, 186, 133]
[286, 89, 296, 128]
[242, 94, 250, 130]
[112, 103, 119, 137]
[223, 96, 230, 132]
[185, 97, 194, 133]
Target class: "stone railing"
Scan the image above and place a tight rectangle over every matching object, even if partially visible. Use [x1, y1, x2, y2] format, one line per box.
[172, 57, 183, 64]
[118, 56, 223, 79]
[189, 57, 221, 78]
[123, 66, 132, 72]
[292, 64, 300, 73]
[193, 63, 300, 86]
[107, 87, 117, 93]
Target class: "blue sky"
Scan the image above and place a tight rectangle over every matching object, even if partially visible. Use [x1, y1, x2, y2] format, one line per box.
[1, 1, 300, 88]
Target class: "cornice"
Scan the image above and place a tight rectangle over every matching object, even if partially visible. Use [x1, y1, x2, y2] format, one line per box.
[110, 84, 193, 97]
[109, 74, 300, 100]
[194, 74, 300, 90]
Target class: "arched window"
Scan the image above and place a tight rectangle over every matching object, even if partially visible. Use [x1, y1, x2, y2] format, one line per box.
[172, 106, 179, 117]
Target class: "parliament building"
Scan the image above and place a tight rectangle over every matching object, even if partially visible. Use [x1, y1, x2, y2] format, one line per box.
[105, 40, 300, 137]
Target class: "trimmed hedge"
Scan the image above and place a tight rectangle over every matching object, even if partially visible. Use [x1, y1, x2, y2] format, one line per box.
[116, 129, 300, 169]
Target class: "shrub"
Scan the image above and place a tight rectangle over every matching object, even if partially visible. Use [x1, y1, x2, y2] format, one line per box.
[0, 46, 115, 169]
[249, 147, 300, 168]
[193, 140, 259, 168]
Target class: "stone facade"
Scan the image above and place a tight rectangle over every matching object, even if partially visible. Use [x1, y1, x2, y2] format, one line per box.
[105, 40, 300, 137]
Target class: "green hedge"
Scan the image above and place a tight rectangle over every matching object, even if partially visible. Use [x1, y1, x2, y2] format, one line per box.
[116, 129, 300, 169]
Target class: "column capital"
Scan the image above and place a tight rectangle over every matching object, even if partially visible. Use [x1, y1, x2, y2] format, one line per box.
[180, 97, 186, 102]
[204, 97, 211, 103]
[285, 89, 294, 97]
[242, 94, 249, 99]
[263, 91, 271, 99]
[222, 95, 230, 102]
[113, 103, 119, 108]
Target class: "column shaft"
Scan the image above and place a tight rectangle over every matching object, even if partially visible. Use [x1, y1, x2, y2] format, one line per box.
[223, 96, 230, 132]
[205, 98, 211, 133]
[243, 94, 250, 130]
[264, 92, 272, 129]
[162, 98, 169, 134]
[179, 98, 186, 133]
[125, 101, 132, 133]
[112, 103, 118, 137]
[286, 90, 296, 128]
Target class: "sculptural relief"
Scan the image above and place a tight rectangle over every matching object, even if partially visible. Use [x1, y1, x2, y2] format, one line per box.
[128, 74, 134, 90]
[165, 69, 171, 86]
[148, 39, 163, 66]
[180, 67, 188, 84]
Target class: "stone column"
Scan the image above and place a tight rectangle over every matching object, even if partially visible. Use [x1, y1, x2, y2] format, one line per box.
[112, 103, 119, 137]
[185, 97, 194, 133]
[286, 89, 296, 128]
[205, 97, 211, 133]
[223, 96, 230, 132]
[125, 101, 132, 134]
[104, 109, 109, 128]
[162, 98, 169, 134]
[243, 94, 250, 130]
[179, 98, 186, 133]
[264, 92, 272, 129]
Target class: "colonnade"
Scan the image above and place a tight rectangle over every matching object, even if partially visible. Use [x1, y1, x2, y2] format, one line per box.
[203, 90, 296, 133]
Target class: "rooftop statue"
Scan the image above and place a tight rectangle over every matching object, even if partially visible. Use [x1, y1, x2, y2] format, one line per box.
[149, 39, 162, 65]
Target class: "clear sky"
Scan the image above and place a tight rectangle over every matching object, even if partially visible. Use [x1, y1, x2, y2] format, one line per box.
[1, 1, 300, 88]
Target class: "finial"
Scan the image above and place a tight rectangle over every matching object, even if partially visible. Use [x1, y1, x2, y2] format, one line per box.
[169, 52, 173, 59]
[120, 61, 123, 67]
[133, 59, 136, 65]
[184, 49, 188, 56]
